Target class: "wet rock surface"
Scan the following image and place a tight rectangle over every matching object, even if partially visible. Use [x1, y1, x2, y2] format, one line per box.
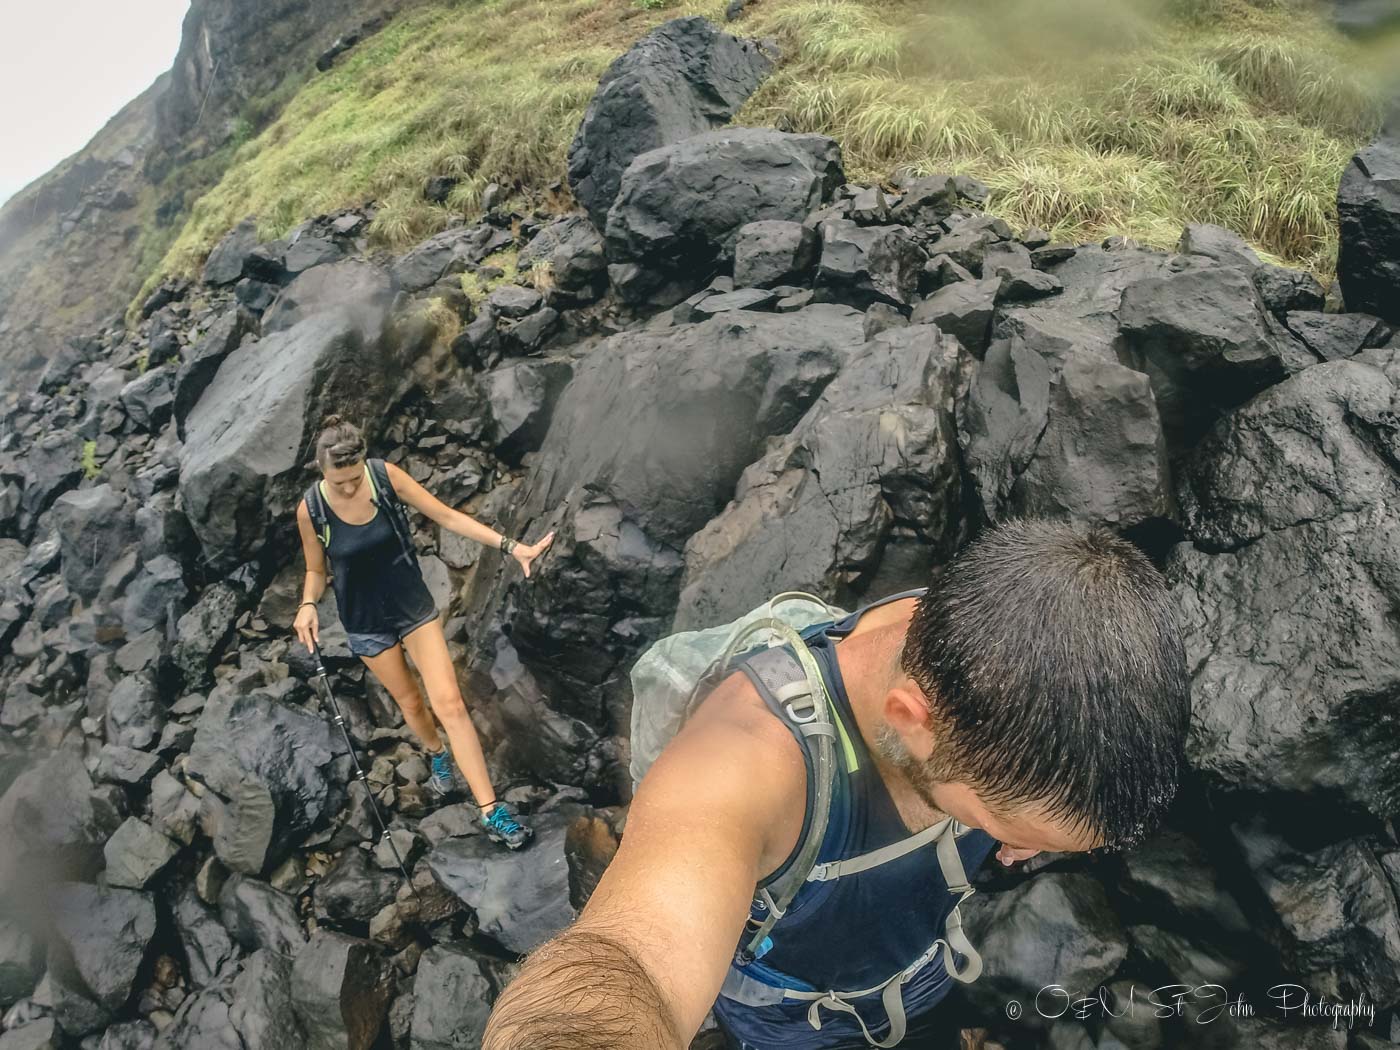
[0, 20, 1397, 1050]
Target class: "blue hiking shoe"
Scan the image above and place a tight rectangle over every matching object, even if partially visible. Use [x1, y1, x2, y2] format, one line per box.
[481, 801, 533, 850]
[426, 748, 457, 796]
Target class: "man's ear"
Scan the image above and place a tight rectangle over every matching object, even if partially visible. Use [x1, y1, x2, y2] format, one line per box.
[883, 684, 935, 760]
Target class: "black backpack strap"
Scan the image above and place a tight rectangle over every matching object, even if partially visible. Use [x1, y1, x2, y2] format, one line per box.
[304, 482, 330, 547]
[824, 586, 928, 639]
[365, 457, 416, 567]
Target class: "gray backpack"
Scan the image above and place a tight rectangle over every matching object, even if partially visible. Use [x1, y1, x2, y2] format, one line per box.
[629, 591, 847, 962]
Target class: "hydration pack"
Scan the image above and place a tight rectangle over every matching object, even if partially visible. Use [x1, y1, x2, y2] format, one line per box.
[630, 592, 850, 964]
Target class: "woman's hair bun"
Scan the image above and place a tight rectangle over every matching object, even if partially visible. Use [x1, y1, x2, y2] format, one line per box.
[315, 414, 366, 470]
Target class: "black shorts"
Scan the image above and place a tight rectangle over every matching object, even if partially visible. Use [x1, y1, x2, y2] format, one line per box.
[345, 606, 440, 658]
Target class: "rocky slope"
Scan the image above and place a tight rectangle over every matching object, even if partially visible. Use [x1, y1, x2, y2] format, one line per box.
[0, 0, 413, 394]
[3, 13, 1400, 1050]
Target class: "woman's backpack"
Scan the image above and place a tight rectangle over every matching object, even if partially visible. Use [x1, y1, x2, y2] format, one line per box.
[303, 457, 417, 567]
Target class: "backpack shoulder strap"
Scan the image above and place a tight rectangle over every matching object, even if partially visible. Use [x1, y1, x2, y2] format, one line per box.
[366, 457, 418, 567]
[304, 482, 331, 547]
[366, 457, 398, 507]
[732, 640, 840, 965]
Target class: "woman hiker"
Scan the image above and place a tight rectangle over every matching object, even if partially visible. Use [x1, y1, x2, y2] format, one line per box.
[292, 415, 555, 850]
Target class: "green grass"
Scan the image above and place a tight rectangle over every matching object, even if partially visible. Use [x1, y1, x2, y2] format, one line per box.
[80, 440, 100, 481]
[139, 0, 1390, 305]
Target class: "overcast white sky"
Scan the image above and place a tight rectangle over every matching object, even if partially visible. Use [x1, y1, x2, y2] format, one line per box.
[0, 0, 190, 207]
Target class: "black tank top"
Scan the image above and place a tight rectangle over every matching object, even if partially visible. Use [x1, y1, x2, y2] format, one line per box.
[319, 484, 435, 634]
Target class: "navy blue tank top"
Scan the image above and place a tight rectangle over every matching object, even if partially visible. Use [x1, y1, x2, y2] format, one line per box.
[712, 595, 999, 1048]
[320, 482, 435, 635]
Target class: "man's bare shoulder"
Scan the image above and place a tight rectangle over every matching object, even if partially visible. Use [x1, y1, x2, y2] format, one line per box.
[633, 668, 808, 877]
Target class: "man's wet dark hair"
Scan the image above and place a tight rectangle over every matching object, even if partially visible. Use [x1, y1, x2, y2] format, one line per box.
[900, 518, 1190, 852]
[315, 414, 367, 471]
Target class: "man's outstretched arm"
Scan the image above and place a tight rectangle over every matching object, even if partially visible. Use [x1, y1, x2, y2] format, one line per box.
[483, 685, 805, 1050]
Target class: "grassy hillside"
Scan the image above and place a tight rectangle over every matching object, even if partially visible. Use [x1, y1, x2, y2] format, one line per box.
[141, 0, 1392, 304]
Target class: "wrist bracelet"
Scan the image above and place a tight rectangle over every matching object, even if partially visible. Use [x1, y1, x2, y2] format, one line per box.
[500, 537, 518, 556]
[299, 601, 317, 609]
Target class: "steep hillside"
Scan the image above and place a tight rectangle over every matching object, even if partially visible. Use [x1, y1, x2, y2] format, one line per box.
[0, 0, 1391, 394]
[0, 0, 417, 390]
[143, 0, 1391, 296]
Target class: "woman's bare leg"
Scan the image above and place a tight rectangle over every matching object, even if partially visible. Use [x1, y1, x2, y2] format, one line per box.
[359, 643, 443, 750]
[400, 616, 499, 812]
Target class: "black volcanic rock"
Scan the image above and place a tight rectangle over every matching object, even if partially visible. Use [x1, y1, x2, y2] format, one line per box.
[1337, 132, 1400, 324]
[567, 16, 775, 229]
[605, 128, 844, 307]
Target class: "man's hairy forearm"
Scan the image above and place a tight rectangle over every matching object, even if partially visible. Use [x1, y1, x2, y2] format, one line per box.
[483, 927, 688, 1050]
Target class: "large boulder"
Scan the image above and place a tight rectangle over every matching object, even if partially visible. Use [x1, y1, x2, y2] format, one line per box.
[676, 323, 972, 629]
[0, 920, 38, 1009]
[178, 265, 411, 571]
[605, 127, 844, 307]
[290, 931, 393, 1050]
[733, 220, 819, 289]
[11, 430, 85, 540]
[481, 358, 574, 464]
[1337, 133, 1400, 325]
[960, 873, 1130, 1029]
[389, 224, 511, 294]
[567, 16, 776, 229]
[103, 817, 180, 889]
[229, 949, 305, 1050]
[104, 671, 164, 751]
[427, 807, 583, 954]
[457, 303, 865, 729]
[312, 847, 400, 929]
[1118, 260, 1288, 448]
[171, 579, 247, 691]
[960, 342, 1171, 529]
[186, 688, 344, 874]
[0, 752, 123, 895]
[409, 944, 493, 1050]
[1177, 222, 1261, 271]
[956, 250, 1176, 530]
[261, 259, 394, 337]
[120, 554, 188, 637]
[203, 217, 261, 286]
[119, 365, 176, 431]
[174, 886, 239, 989]
[1170, 350, 1400, 821]
[1235, 822, 1400, 1010]
[815, 220, 927, 308]
[49, 485, 137, 602]
[154, 978, 243, 1050]
[910, 276, 1000, 358]
[48, 883, 157, 1014]
[173, 306, 257, 440]
[518, 214, 607, 303]
[219, 874, 308, 956]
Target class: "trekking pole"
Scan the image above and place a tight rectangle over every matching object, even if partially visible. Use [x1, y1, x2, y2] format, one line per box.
[310, 639, 421, 901]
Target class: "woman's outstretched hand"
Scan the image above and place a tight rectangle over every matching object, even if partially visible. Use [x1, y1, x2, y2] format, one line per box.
[294, 604, 320, 654]
[513, 531, 556, 579]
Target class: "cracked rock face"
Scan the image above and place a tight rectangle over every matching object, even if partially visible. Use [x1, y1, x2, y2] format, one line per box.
[676, 323, 972, 629]
[1170, 350, 1400, 820]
